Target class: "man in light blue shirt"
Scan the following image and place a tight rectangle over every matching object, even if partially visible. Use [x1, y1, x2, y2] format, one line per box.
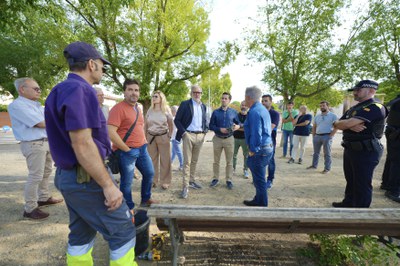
[307, 101, 338, 173]
[8, 78, 62, 220]
[243, 86, 273, 207]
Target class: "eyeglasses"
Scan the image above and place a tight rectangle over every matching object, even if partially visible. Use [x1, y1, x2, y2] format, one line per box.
[23, 86, 41, 93]
[92, 60, 107, 74]
[192, 91, 202, 94]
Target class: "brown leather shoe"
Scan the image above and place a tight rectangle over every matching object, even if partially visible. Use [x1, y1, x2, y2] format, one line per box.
[23, 208, 49, 220]
[38, 197, 63, 207]
[140, 198, 159, 207]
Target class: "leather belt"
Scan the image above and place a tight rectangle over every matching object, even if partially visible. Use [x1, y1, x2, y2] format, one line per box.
[316, 133, 330, 136]
[216, 135, 233, 139]
[187, 131, 204, 134]
[26, 138, 48, 142]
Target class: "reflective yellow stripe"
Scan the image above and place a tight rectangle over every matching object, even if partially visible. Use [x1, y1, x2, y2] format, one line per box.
[110, 247, 137, 266]
[67, 247, 93, 266]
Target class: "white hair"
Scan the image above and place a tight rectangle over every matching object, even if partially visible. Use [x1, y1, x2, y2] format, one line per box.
[245, 86, 262, 102]
[14, 77, 34, 94]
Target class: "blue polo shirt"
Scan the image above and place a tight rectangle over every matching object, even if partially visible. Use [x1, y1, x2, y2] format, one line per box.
[45, 73, 111, 169]
[244, 102, 272, 153]
[209, 107, 240, 138]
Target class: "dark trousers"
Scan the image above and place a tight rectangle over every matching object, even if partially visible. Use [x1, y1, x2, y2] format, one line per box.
[381, 135, 400, 194]
[343, 147, 382, 207]
[247, 147, 273, 206]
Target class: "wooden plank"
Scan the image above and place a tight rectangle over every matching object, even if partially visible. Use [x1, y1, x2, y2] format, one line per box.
[148, 204, 400, 224]
[155, 218, 400, 236]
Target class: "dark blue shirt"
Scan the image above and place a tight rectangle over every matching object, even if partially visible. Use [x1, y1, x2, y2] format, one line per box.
[233, 113, 247, 139]
[209, 107, 240, 138]
[244, 102, 272, 153]
[45, 73, 112, 169]
[293, 114, 312, 136]
[269, 108, 280, 143]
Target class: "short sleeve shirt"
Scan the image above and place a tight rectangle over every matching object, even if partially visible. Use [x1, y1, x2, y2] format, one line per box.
[108, 101, 146, 149]
[293, 114, 312, 136]
[45, 73, 111, 169]
[282, 109, 299, 131]
[8, 96, 47, 141]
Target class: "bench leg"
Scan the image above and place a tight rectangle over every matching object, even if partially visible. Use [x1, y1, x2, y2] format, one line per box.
[168, 218, 183, 266]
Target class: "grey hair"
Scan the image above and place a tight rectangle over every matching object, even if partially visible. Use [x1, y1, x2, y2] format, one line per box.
[245, 86, 262, 102]
[14, 77, 34, 94]
[191, 84, 202, 92]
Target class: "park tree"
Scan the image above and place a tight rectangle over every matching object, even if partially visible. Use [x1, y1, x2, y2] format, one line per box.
[198, 67, 233, 109]
[351, 0, 400, 103]
[61, 0, 238, 109]
[0, 0, 238, 109]
[245, 0, 352, 104]
[0, 1, 71, 100]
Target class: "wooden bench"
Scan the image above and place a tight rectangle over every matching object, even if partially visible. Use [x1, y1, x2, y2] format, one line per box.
[148, 204, 400, 265]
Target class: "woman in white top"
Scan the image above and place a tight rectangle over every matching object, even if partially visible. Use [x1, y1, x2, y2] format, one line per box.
[145, 90, 173, 189]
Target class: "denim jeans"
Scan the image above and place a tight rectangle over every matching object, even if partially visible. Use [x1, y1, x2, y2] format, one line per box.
[171, 139, 183, 168]
[267, 132, 277, 182]
[54, 167, 135, 251]
[311, 135, 333, 170]
[118, 144, 154, 209]
[282, 130, 294, 157]
[247, 146, 273, 206]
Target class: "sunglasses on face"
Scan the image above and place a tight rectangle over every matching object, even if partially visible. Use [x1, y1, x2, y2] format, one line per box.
[92, 60, 107, 73]
[23, 86, 41, 93]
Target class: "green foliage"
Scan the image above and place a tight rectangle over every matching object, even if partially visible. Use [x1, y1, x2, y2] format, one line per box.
[0, 0, 238, 107]
[245, 0, 350, 103]
[296, 88, 344, 113]
[0, 104, 8, 112]
[198, 69, 233, 109]
[299, 234, 400, 266]
[351, 0, 400, 87]
[230, 101, 241, 112]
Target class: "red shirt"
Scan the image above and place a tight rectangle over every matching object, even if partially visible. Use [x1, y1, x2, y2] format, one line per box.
[108, 101, 146, 149]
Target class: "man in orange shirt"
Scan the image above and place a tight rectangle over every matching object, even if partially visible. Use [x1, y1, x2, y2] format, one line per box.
[108, 79, 157, 211]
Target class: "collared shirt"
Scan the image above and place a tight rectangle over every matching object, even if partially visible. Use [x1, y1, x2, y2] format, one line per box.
[314, 111, 337, 134]
[244, 102, 272, 153]
[8, 96, 47, 141]
[186, 99, 203, 132]
[209, 106, 239, 138]
[45, 73, 111, 169]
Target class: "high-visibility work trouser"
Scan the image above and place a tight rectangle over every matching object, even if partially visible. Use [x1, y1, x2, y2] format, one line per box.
[55, 167, 138, 266]
[66, 239, 138, 266]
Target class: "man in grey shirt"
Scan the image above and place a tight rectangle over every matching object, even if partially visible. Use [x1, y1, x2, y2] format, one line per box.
[307, 101, 338, 174]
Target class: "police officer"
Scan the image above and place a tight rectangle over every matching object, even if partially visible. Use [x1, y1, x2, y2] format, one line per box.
[381, 94, 400, 203]
[332, 80, 387, 208]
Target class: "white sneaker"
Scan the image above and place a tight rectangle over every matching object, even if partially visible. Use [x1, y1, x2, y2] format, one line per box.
[244, 169, 249, 179]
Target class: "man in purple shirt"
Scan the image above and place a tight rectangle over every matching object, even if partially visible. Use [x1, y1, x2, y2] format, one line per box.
[45, 42, 137, 266]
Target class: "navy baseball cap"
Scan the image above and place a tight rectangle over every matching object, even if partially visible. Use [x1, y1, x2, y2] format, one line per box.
[348, 80, 378, 91]
[63, 41, 111, 65]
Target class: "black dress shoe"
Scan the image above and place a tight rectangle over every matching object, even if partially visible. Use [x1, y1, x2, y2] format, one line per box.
[380, 184, 390, 191]
[332, 201, 352, 208]
[243, 200, 259, 206]
[385, 191, 400, 203]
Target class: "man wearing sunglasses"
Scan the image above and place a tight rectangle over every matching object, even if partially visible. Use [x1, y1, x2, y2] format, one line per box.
[8, 78, 63, 220]
[45, 42, 138, 266]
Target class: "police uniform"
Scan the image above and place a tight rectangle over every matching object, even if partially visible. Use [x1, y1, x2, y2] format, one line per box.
[382, 94, 400, 202]
[338, 96, 387, 207]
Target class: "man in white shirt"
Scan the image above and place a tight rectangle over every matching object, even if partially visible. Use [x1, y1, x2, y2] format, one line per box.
[8, 78, 63, 220]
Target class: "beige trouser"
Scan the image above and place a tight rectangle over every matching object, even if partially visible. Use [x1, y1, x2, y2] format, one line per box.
[147, 133, 172, 186]
[212, 135, 234, 181]
[20, 140, 53, 213]
[182, 132, 205, 188]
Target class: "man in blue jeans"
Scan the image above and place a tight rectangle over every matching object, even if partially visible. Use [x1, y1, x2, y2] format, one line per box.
[108, 79, 157, 210]
[281, 101, 298, 158]
[45, 41, 137, 265]
[243, 86, 273, 207]
[307, 101, 338, 174]
[262, 94, 280, 189]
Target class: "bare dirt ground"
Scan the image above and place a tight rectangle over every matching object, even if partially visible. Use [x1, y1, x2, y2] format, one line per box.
[0, 131, 398, 266]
